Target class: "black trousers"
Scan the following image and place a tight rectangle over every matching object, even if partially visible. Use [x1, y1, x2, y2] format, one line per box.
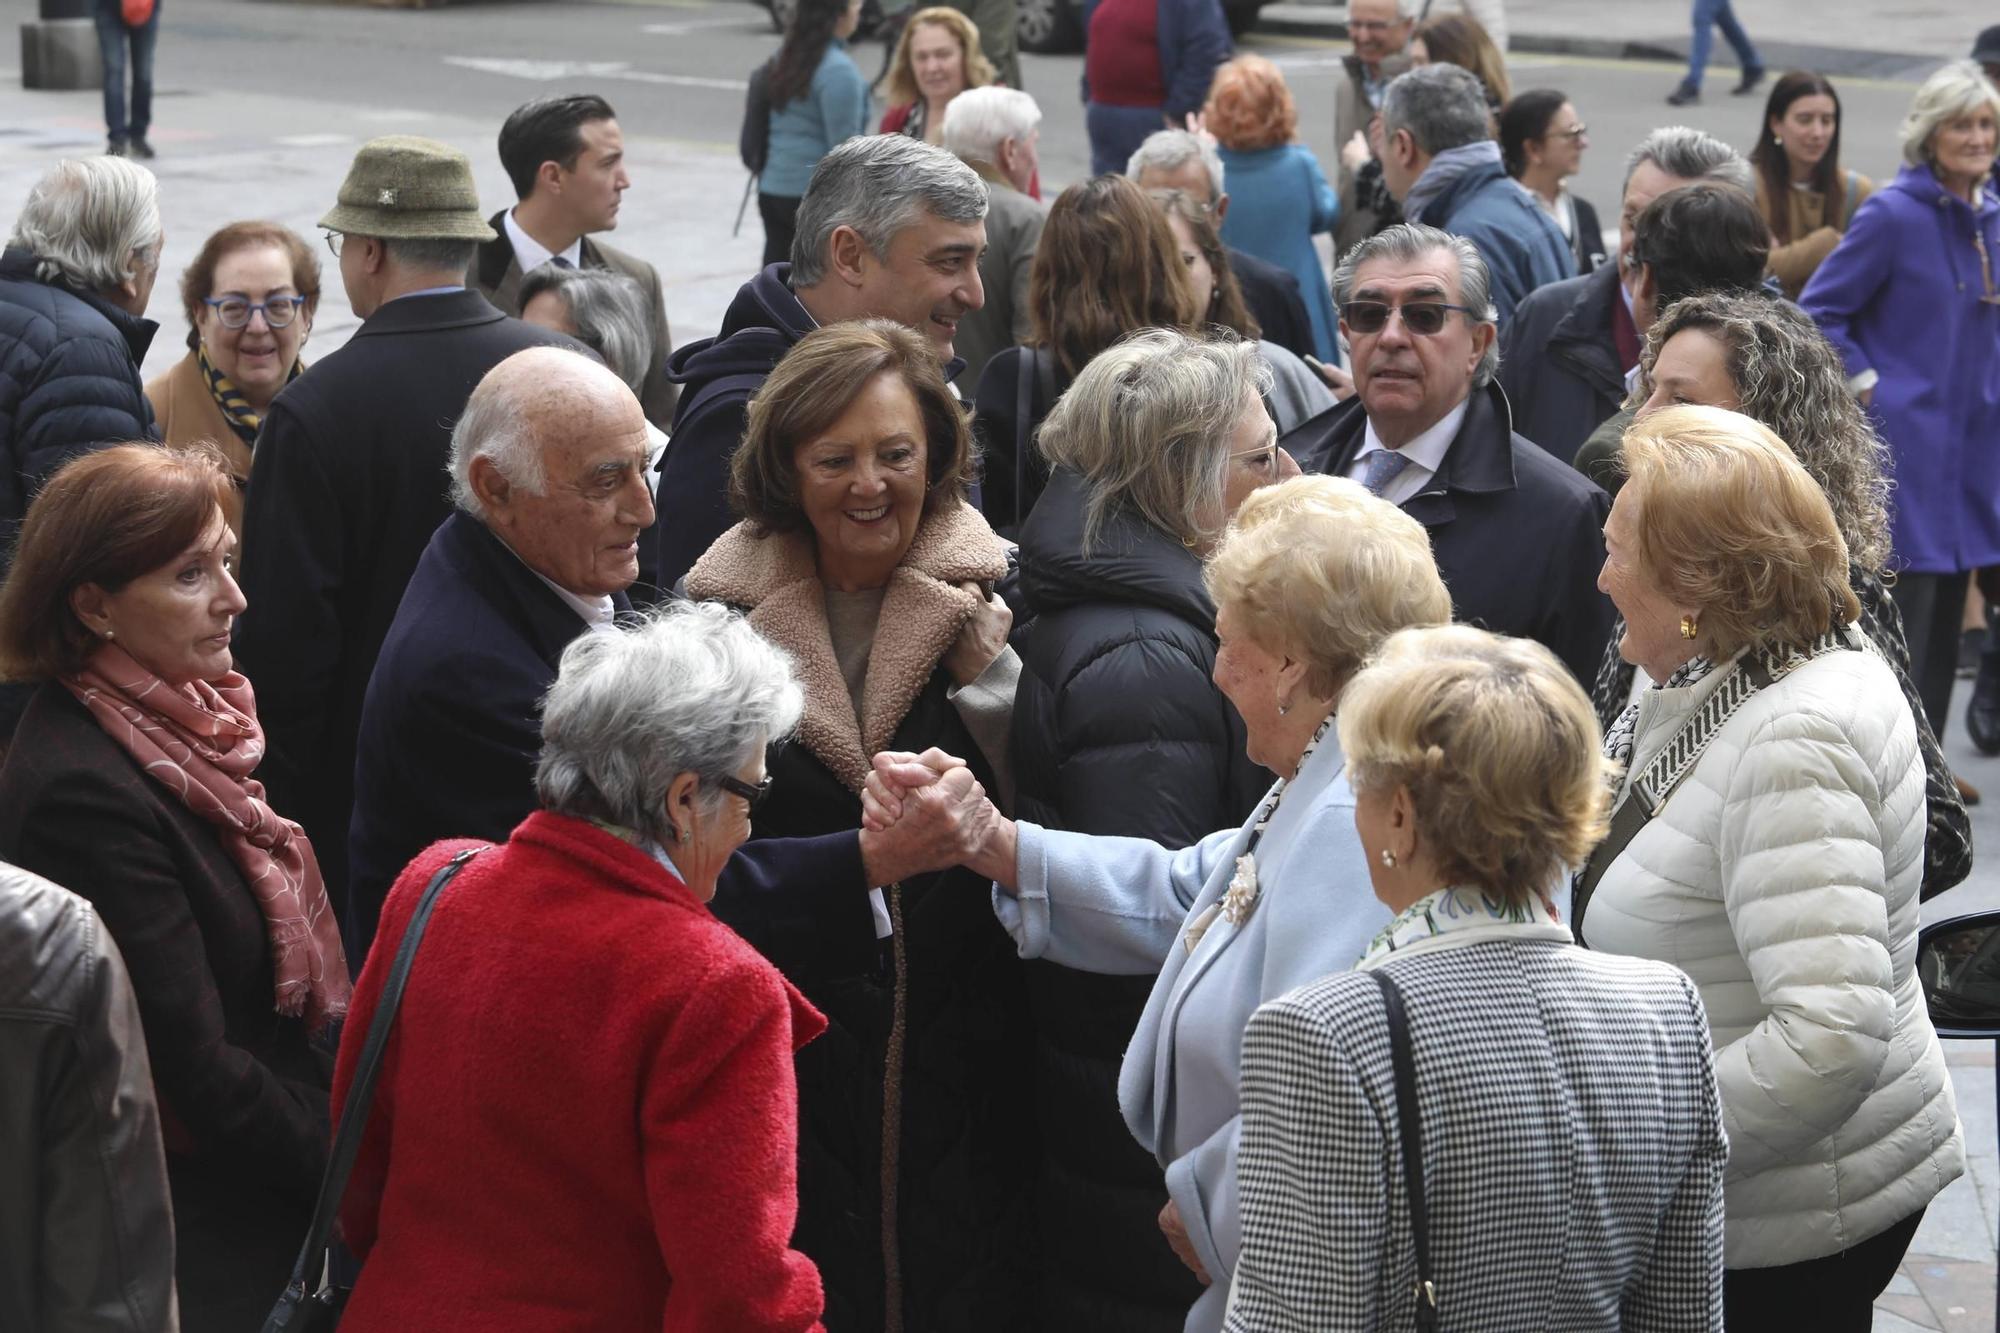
[759, 192, 802, 269]
[1891, 570, 1970, 736]
[1723, 1205, 1925, 1331]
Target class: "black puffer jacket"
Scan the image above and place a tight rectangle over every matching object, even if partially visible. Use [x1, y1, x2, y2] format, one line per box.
[1011, 469, 1272, 1332]
[0, 247, 157, 571]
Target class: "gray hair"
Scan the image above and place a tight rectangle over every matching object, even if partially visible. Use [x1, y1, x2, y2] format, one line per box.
[379, 236, 477, 276]
[447, 346, 632, 517]
[1622, 125, 1754, 195]
[941, 87, 1043, 167]
[1125, 129, 1226, 204]
[790, 135, 988, 287]
[1902, 60, 2000, 167]
[7, 157, 162, 293]
[535, 601, 803, 848]
[1333, 223, 1500, 387]
[1036, 329, 1273, 553]
[1380, 64, 1491, 156]
[517, 265, 654, 395]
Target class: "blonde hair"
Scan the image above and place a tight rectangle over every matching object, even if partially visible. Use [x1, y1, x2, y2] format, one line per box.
[1204, 475, 1452, 698]
[884, 8, 996, 109]
[1340, 624, 1615, 904]
[1619, 404, 1861, 659]
[1901, 60, 2000, 168]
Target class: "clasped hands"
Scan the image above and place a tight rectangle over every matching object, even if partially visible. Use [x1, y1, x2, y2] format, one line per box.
[857, 749, 1016, 890]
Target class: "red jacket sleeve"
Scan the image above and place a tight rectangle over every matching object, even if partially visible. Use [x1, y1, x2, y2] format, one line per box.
[645, 950, 827, 1333]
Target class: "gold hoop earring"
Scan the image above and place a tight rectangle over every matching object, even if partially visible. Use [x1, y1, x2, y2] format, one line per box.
[1679, 614, 1699, 640]
[1380, 848, 1397, 868]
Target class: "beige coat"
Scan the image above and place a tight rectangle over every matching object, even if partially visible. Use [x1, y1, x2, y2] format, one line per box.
[1332, 51, 1410, 256]
[954, 162, 1048, 392]
[1756, 169, 1875, 298]
[143, 349, 260, 535]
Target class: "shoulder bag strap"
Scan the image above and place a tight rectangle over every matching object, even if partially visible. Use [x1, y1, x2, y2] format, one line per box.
[1372, 969, 1438, 1332]
[275, 845, 486, 1306]
[1013, 347, 1040, 531]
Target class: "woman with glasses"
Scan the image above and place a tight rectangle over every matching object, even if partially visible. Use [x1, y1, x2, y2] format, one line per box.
[1499, 89, 1605, 274]
[1802, 61, 2000, 762]
[332, 602, 830, 1331]
[146, 222, 319, 537]
[683, 320, 1032, 1331]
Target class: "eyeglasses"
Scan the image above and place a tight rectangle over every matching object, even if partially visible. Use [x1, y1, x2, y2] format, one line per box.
[1348, 18, 1398, 32]
[322, 230, 345, 258]
[1341, 300, 1482, 336]
[717, 773, 774, 809]
[1548, 123, 1589, 140]
[203, 295, 308, 330]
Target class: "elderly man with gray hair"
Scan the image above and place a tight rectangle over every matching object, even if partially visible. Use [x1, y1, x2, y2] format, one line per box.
[1377, 62, 1572, 325]
[1280, 222, 1612, 681]
[655, 133, 988, 588]
[348, 346, 985, 972]
[940, 86, 1047, 387]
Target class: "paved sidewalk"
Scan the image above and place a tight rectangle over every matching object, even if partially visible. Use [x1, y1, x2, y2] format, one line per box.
[1259, 0, 1972, 81]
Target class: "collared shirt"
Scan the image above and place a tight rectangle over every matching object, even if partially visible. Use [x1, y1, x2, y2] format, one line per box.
[504, 208, 582, 274]
[384, 284, 465, 304]
[1347, 398, 1470, 506]
[1361, 63, 1392, 109]
[491, 525, 619, 632]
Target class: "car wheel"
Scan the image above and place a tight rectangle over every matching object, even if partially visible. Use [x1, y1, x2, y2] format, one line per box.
[1015, 0, 1081, 54]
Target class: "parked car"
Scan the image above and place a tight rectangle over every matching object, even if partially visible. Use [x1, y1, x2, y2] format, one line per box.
[1915, 910, 2000, 1333]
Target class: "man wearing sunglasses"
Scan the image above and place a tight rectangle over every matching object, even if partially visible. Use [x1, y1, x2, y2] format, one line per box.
[1279, 222, 1613, 685]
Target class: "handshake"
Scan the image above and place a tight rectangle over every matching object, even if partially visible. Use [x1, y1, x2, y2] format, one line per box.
[855, 748, 1019, 891]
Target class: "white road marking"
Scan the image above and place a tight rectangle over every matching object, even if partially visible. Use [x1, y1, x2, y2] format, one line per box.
[442, 55, 747, 91]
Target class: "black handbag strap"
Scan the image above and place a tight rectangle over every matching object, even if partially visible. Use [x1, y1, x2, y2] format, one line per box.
[1012, 346, 1039, 532]
[279, 846, 485, 1299]
[1372, 968, 1438, 1332]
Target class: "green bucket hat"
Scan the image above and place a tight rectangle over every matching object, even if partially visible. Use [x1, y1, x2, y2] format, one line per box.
[318, 135, 497, 242]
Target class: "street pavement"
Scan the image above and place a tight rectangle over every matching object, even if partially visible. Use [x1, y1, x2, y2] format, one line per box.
[3, 0, 1996, 1323]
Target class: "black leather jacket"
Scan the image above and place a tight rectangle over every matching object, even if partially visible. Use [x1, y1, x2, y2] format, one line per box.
[0, 861, 177, 1332]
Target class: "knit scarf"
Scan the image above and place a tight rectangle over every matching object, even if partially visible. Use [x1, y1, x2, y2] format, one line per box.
[1401, 140, 1505, 228]
[199, 343, 297, 446]
[1360, 884, 1563, 968]
[65, 643, 351, 1032]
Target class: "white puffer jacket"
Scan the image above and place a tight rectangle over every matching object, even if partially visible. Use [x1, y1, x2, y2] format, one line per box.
[1584, 641, 1963, 1269]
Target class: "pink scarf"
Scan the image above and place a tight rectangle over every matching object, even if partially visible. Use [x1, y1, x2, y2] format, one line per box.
[65, 643, 351, 1032]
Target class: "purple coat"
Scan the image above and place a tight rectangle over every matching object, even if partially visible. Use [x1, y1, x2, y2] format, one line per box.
[1801, 164, 2000, 575]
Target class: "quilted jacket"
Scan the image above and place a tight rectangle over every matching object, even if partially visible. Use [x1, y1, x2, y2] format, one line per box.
[1583, 640, 1964, 1267]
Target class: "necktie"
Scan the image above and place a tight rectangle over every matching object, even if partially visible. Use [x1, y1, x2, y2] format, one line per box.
[1361, 448, 1413, 497]
[549, 255, 575, 270]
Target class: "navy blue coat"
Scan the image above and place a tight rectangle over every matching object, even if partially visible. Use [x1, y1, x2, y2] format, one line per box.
[1410, 158, 1573, 327]
[1281, 382, 1614, 683]
[345, 511, 880, 979]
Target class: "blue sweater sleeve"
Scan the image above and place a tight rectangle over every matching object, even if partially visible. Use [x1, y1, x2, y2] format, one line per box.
[1159, 0, 1232, 120]
[815, 47, 872, 147]
[1800, 194, 1894, 381]
[1299, 147, 1339, 232]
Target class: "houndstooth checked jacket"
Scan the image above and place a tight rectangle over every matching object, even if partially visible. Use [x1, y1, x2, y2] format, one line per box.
[1224, 928, 1725, 1332]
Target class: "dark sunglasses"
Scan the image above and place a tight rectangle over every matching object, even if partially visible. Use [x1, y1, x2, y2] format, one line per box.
[717, 773, 774, 809]
[1341, 300, 1481, 336]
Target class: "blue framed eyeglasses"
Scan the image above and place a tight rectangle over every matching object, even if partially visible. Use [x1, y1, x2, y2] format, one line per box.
[204, 295, 308, 330]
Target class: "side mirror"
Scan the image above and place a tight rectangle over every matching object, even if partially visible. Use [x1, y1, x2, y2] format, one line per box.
[1917, 910, 2000, 1039]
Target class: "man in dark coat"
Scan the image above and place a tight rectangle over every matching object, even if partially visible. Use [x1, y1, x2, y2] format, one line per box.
[348, 347, 993, 970]
[231, 136, 577, 907]
[1282, 223, 1612, 683]
[1500, 126, 1757, 463]
[653, 133, 989, 590]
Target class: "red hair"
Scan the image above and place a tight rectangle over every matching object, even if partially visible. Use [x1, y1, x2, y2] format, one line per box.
[1204, 56, 1298, 152]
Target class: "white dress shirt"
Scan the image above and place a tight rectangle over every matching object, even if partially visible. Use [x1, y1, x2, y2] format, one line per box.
[503, 208, 582, 274]
[1345, 398, 1470, 506]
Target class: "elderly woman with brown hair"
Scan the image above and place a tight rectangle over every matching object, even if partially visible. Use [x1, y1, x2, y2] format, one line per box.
[1225, 625, 1727, 1330]
[0, 442, 347, 1329]
[1579, 405, 1964, 1328]
[878, 7, 996, 144]
[145, 221, 319, 514]
[973, 172, 1198, 534]
[684, 317, 1029, 1332]
[866, 474, 1455, 1330]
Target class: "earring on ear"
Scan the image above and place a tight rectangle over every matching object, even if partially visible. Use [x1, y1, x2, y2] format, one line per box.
[1773, 134, 1783, 146]
[1679, 614, 1699, 640]
[1380, 848, 1397, 868]
[103, 629, 116, 641]
[1277, 699, 1292, 717]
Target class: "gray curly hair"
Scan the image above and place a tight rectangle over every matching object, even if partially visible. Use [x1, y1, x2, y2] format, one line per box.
[1630, 291, 1892, 573]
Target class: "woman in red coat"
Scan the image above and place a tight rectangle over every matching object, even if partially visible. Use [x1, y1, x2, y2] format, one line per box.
[332, 601, 828, 1332]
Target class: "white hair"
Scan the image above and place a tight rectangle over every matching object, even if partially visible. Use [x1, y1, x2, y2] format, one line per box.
[941, 87, 1042, 166]
[1126, 130, 1226, 204]
[790, 135, 988, 288]
[1902, 60, 2000, 167]
[517, 265, 653, 395]
[7, 157, 162, 293]
[1622, 125, 1754, 195]
[535, 601, 803, 848]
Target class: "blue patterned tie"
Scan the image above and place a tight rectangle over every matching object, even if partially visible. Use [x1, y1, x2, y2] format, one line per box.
[549, 255, 575, 270]
[1361, 448, 1413, 497]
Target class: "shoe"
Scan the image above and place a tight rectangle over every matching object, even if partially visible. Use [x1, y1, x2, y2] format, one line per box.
[1732, 65, 1767, 95]
[128, 136, 155, 160]
[1956, 773, 1982, 806]
[1666, 83, 1700, 107]
[1969, 670, 2000, 755]
[1960, 626, 1986, 678]
[105, 136, 129, 157]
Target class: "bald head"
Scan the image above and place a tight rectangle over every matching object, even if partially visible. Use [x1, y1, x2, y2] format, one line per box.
[449, 346, 654, 597]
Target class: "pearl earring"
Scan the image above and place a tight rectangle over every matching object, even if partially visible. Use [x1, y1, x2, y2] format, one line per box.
[1380, 848, 1397, 868]
[1773, 134, 1783, 146]
[1277, 700, 1291, 717]
[103, 628, 116, 641]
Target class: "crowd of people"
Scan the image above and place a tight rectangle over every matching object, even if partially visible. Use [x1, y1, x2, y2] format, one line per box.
[1, 6, 1999, 1332]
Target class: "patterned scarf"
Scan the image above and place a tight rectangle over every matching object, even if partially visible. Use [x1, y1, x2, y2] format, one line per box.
[65, 643, 351, 1032]
[1361, 884, 1564, 967]
[1601, 654, 1716, 769]
[199, 343, 299, 446]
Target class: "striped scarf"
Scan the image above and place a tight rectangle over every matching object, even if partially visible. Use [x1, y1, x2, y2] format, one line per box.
[199, 343, 298, 446]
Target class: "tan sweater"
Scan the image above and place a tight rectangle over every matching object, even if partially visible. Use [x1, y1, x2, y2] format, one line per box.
[1757, 169, 1875, 298]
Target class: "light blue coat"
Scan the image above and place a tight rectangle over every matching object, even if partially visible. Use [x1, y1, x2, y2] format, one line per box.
[995, 730, 1382, 1332]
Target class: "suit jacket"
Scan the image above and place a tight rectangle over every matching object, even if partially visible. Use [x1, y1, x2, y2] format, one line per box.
[1331, 53, 1408, 255]
[1495, 262, 1626, 466]
[0, 682, 331, 1211]
[1228, 247, 1315, 362]
[1224, 929, 1725, 1330]
[954, 164, 1047, 391]
[473, 209, 678, 426]
[230, 289, 575, 906]
[346, 510, 882, 979]
[1281, 382, 1613, 683]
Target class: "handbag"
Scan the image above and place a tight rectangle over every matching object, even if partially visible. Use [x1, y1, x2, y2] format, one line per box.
[1372, 968, 1439, 1332]
[120, 0, 154, 26]
[260, 846, 485, 1333]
